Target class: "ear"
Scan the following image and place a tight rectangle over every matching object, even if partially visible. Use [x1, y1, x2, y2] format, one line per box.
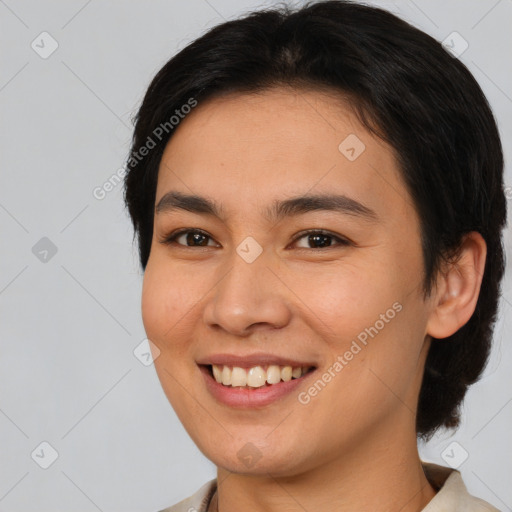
[426, 232, 487, 339]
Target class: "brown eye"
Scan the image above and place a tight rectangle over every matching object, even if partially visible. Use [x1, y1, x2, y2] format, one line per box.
[160, 229, 219, 247]
[293, 230, 350, 249]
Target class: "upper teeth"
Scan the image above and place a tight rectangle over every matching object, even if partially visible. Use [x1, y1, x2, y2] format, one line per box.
[211, 364, 310, 387]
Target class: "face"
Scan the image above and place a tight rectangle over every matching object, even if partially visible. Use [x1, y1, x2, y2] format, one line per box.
[142, 88, 436, 476]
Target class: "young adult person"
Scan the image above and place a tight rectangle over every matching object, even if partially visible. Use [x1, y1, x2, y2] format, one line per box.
[123, 2, 506, 510]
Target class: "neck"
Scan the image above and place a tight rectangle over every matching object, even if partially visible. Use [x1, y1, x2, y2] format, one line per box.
[215, 419, 437, 512]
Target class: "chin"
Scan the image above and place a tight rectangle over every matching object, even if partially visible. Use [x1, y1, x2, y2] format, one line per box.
[197, 438, 308, 477]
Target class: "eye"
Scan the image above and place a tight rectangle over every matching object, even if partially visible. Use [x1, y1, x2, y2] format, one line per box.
[159, 229, 219, 248]
[291, 230, 351, 249]
[159, 228, 351, 250]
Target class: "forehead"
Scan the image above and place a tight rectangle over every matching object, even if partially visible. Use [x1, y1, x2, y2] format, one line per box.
[155, 87, 413, 224]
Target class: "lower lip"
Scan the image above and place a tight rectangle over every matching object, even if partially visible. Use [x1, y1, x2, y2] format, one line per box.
[199, 365, 315, 408]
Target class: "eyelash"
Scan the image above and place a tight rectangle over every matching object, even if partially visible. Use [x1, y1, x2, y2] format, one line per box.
[158, 228, 351, 250]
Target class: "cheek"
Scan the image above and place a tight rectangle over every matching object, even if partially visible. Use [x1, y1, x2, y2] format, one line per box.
[141, 259, 199, 411]
[295, 255, 424, 391]
[141, 266, 169, 342]
[141, 257, 196, 352]
[290, 257, 402, 341]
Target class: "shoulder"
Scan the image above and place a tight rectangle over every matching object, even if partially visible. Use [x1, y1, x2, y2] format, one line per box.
[155, 467, 502, 512]
[422, 462, 501, 512]
[156, 479, 217, 512]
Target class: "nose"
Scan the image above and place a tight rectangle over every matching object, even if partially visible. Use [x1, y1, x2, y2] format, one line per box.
[202, 249, 292, 337]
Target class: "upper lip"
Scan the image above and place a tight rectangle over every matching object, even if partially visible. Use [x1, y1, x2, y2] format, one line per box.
[196, 352, 317, 368]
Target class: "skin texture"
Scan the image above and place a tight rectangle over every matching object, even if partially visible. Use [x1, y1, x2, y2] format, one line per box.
[141, 88, 486, 512]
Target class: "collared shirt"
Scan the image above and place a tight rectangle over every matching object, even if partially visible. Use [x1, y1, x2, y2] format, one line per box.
[158, 462, 501, 512]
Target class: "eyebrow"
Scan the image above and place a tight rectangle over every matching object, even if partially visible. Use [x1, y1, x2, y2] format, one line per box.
[155, 190, 378, 223]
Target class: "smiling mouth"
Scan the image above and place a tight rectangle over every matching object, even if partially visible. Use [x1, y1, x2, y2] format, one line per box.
[204, 364, 316, 388]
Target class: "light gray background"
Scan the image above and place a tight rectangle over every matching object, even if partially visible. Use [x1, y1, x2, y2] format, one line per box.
[0, 0, 511, 511]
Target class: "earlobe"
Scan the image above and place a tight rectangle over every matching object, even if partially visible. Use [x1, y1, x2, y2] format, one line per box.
[426, 232, 487, 340]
